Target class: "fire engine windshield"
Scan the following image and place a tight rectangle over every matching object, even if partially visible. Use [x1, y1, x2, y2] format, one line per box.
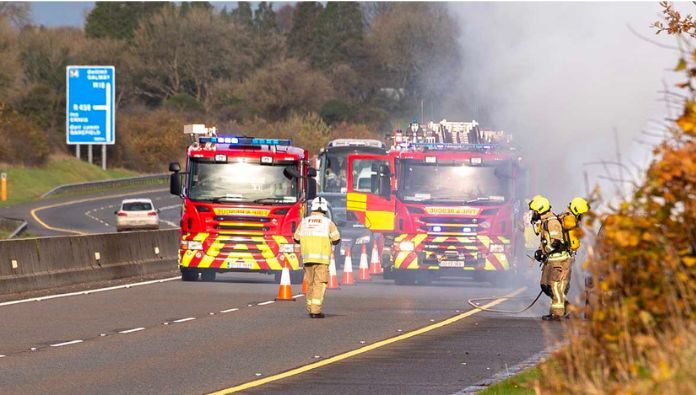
[187, 160, 299, 204]
[399, 162, 509, 204]
[321, 147, 385, 193]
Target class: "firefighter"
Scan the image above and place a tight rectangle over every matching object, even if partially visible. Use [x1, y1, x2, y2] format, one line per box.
[529, 195, 571, 321]
[293, 197, 341, 319]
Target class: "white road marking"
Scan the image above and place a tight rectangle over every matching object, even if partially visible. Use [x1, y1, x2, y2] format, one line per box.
[0, 276, 180, 308]
[0, 355, 5, 358]
[258, 301, 275, 306]
[50, 340, 83, 347]
[119, 327, 145, 334]
[161, 220, 179, 228]
[292, 294, 305, 299]
[158, 204, 181, 211]
[173, 317, 196, 323]
[220, 308, 239, 313]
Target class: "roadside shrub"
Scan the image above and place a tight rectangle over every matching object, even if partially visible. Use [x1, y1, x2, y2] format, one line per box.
[0, 103, 50, 166]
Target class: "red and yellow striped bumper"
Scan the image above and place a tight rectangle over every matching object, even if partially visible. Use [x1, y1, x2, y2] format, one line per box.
[391, 233, 511, 271]
[178, 233, 300, 271]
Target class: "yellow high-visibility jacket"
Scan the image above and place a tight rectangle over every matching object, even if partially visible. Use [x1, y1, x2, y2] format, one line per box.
[293, 212, 341, 265]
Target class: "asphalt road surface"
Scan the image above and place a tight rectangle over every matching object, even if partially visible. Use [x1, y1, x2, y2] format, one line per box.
[0, 273, 566, 394]
[0, 187, 181, 236]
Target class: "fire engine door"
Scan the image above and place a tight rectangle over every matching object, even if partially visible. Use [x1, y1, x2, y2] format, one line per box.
[346, 154, 395, 232]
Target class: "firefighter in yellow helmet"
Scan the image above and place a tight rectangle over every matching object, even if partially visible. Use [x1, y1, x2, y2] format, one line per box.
[294, 197, 341, 318]
[529, 195, 572, 321]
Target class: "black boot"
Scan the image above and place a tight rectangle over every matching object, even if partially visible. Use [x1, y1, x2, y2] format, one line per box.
[310, 313, 325, 319]
[541, 314, 560, 321]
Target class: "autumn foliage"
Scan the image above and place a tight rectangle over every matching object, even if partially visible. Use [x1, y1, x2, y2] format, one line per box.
[537, 3, 696, 393]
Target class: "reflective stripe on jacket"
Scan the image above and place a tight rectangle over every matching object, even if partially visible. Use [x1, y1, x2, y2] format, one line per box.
[294, 212, 340, 265]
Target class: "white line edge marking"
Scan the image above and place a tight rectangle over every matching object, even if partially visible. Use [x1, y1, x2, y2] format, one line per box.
[292, 294, 304, 299]
[258, 301, 275, 306]
[50, 340, 83, 347]
[119, 327, 145, 334]
[220, 308, 239, 313]
[0, 276, 180, 308]
[173, 317, 196, 323]
[0, 355, 6, 358]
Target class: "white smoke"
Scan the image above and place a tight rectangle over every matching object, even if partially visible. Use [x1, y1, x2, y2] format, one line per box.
[446, 2, 680, 206]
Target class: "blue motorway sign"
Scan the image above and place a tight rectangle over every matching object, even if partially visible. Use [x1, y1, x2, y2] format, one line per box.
[66, 66, 115, 145]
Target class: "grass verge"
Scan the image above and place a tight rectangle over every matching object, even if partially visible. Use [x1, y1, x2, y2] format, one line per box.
[477, 367, 539, 395]
[0, 154, 138, 207]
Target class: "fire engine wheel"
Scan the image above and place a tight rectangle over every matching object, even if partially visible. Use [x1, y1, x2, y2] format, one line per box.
[200, 270, 216, 282]
[181, 268, 199, 282]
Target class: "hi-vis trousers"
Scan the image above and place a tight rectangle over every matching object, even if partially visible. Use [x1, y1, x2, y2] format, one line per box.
[543, 257, 572, 317]
[304, 263, 328, 314]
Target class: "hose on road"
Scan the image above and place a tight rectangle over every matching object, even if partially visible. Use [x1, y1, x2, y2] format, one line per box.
[467, 290, 544, 314]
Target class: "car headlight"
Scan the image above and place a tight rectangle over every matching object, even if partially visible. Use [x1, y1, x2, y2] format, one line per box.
[399, 241, 414, 252]
[279, 244, 295, 253]
[489, 244, 504, 253]
[355, 235, 370, 245]
[187, 241, 203, 250]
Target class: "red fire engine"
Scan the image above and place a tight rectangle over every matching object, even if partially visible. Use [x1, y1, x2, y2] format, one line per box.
[346, 120, 527, 284]
[169, 124, 316, 283]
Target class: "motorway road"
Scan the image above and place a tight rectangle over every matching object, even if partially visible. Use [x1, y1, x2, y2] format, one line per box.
[0, 273, 565, 394]
[0, 188, 181, 236]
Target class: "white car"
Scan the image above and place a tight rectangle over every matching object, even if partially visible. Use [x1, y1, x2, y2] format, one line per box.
[115, 198, 160, 232]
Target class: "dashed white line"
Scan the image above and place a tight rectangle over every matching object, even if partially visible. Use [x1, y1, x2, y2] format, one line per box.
[173, 317, 196, 323]
[118, 327, 145, 334]
[0, 355, 5, 358]
[220, 308, 239, 313]
[161, 220, 179, 228]
[258, 301, 275, 306]
[50, 340, 83, 347]
[293, 294, 305, 299]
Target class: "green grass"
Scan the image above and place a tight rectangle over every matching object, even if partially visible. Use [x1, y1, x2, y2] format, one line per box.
[0, 155, 138, 207]
[477, 367, 540, 395]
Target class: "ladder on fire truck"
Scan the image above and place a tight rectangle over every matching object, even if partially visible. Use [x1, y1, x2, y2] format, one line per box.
[390, 120, 513, 150]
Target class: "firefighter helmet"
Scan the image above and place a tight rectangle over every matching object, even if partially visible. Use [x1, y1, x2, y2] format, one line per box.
[311, 197, 329, 213]
[569, 197, 590, 216]
[528, 195, 551, 215]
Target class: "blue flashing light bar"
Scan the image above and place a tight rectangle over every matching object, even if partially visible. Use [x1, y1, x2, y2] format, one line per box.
[198, 136, 292, 146]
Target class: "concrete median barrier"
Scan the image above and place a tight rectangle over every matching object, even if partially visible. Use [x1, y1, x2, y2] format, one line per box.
[0, 229, 179, 296]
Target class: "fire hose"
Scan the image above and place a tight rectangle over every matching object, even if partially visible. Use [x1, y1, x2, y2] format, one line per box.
[466, 254, 544, 314]
[467, 290, 544, 314]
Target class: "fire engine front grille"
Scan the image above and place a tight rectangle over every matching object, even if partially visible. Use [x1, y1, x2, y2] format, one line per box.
[420, 217, 480, 225]
[214, 216, 270, 223]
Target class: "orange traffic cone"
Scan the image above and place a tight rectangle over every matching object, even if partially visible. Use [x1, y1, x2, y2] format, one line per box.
[275, 264, 295, 301]
[342, 252, 355, 285]
[369, 242, 383, 275]
[358, 244, 371, 281]
[327, 252, 339, 289]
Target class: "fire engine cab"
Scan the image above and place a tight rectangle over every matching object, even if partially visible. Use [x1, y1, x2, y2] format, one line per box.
[346, 120, 527, 285]
[169, 124, 316, 283]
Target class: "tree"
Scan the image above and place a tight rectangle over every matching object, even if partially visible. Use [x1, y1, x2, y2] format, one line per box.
[235, 58, 334, 121]
[313, 2, 365, 69]
[0, 2, 30, 28]
[251, 2, 284, 67]
[229, 2, 253, 28]
[287, 2, 323, 60]
[131, 6, 254, 108]
[367, 3, 461, 111]
[85, 2, 167, 40]
[0, 17, 21, 102]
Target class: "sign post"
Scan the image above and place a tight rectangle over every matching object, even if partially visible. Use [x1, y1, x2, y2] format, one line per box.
[66, 66, 115, 169]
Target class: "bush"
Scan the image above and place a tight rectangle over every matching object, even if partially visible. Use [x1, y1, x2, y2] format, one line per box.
[116, 109, 191, 172]
[319, 99, 355, 125]
[0, 103, 50, 166]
